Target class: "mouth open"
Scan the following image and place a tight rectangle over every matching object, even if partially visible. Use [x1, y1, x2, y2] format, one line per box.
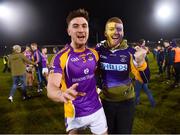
[112, 35, 120, 40]
[77, 35, 86, 40]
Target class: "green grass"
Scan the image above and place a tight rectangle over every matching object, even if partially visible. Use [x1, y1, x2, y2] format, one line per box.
[0, 53, 179, 133]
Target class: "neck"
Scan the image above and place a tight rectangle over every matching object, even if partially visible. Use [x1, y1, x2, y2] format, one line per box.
[107, 39, 128, 50]
[70, 42, 86, 52]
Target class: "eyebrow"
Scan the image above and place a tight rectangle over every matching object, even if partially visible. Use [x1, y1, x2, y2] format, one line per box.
[72, 23, 88, 26]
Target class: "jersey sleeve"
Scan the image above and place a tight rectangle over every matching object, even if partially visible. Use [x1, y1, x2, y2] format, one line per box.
[50, 53, 63, 74]
[130, 54, 150, 83]
[50, 47, 70, 74]
[89, 48, 99, 62]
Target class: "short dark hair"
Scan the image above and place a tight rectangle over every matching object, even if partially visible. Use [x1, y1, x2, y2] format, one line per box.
[31, 42, 38, 47]
[139, 39, 145, 44]
[66, 8, 89, 25]
[41, 47, 46, 49]
[164, 40, 169, 43]
[176, 40, 180, 47]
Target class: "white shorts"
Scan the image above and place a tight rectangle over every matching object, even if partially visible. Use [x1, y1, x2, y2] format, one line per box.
[42, 68, 49, 74]
[66, 107, 107, 134]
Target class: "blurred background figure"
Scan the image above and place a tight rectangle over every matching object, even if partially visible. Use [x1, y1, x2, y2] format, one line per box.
[23, 46, 35, 91]
[137, 39, 150, 63]
[41, 47, 49, 83]
[8, 45, 35, 102]
[31, 43, 44, 93]
[156, 45, 164, 76]
[2, 54, 10, 73]
[172, 41, 180, 88]
[52, 47, 59, 54]
[163, 40, 174, 81]
[134, 45, 156, 108]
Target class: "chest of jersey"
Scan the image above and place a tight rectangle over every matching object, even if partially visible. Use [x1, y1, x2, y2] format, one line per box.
[99, 49, 131, 72]
[65, 51, 96, 83]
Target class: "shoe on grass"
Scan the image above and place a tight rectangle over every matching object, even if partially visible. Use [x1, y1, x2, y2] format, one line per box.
[8, 96, 13, 102]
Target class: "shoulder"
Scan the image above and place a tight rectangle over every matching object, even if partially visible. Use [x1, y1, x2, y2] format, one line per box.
[20, 53, 26, 58]
[87, 47, 98, 55]
[87, 47, 99, 61]
[56, 46, 71, 57]
[95, 40, 108, 53]
[96, 40, 106, 48]
[51, 46, 71, 64]
[127, 46, 136, 54]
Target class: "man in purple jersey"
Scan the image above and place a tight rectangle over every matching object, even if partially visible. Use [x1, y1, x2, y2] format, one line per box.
[47, 9, 107, 134]
[41, 47, 49, 82]
[96, 17, 150, 134]
[31, 43, 44, 93]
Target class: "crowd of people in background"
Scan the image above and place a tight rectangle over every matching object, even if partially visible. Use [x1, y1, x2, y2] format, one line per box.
[2, 43, 59, 102]
[154, 40, 180, 88]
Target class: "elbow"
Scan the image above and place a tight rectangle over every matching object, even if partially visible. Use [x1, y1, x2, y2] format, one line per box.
[47, 91, 53, 100]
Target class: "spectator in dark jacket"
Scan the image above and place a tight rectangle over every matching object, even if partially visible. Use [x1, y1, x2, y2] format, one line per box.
[156, 45, 164, 75]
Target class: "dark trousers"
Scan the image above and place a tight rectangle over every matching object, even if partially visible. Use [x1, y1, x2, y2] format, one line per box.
[102, 99, 135, 134]
[157, 62, 163, 74]
[36, 67, 43, 89]
[174, 62, 180, 84]
[164, 64, 171, 79]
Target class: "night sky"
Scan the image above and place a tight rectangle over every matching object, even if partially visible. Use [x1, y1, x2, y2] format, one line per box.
[0, 0, 180, 46]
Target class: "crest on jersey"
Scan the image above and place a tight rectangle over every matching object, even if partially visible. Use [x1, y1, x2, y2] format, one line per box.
[84, 68, 89, 74]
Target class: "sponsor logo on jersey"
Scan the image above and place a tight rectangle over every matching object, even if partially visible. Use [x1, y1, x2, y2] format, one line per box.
[84, 68, 89, 74]
[71, 57, 79, 62]
[119, 55, 127, 62]
[109, 53, 117, 57]
[72, 74, 94, 83]
[100, 62, 127, 71]
[87, 53, 94, 61]
[100, 55, 107, 59]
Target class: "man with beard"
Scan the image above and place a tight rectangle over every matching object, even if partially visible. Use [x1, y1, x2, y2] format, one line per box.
[96, 17, 150, 134]
[47, 9, 107, 134]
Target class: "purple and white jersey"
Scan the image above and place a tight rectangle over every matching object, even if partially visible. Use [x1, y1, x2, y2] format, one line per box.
[51, 45, 101, 118]
[24, 50, 33, 61]
[41, 54, 48, 68]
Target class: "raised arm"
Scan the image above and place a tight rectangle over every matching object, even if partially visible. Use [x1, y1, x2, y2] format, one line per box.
[130, 47, 150, 83]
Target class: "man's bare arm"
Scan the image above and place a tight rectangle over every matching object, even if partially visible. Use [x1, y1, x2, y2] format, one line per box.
[47, 73, 79, 103]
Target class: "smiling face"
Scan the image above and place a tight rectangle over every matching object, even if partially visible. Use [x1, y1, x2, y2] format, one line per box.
[67, 17, 89, 49]
[105, 22, 124, 48]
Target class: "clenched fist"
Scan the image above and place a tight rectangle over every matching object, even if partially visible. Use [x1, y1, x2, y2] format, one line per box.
[134, 46, 148, 67]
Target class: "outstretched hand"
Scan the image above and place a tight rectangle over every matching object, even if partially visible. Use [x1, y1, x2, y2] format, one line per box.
[60, 83, 86, 103]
